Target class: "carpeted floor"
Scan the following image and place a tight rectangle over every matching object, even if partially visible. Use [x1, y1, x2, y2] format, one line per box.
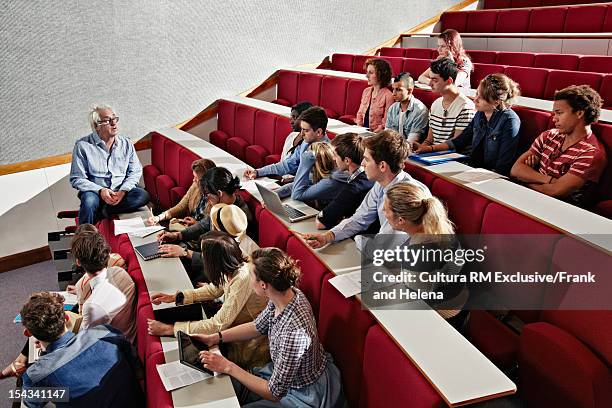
[0, 261, 57, 408]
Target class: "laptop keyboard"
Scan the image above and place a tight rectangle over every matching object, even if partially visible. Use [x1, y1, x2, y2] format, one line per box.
[283, 204, 306, 219]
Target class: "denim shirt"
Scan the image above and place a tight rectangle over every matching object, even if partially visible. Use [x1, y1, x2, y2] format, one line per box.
[256, 135, 330, 177]
[385, 97, 429, 142]
[447, 109, 520, 176]
[70, 132, 143, 192]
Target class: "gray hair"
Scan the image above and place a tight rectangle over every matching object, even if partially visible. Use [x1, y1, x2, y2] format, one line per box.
[88, 104, 114, 132]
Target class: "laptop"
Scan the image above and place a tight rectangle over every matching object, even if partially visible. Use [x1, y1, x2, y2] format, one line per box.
[255, 182, 318, 222]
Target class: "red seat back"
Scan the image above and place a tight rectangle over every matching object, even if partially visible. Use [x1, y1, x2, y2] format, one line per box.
[467, 50, 498, 64]
[544, 71, 603, 100]
[472, 63, 506, 89]
[528, 7, 567, 32]
[504, 66, 549, 99]
[466, 10, 499, 33]
[534, 53, 579, 71]
[331, 54, 354, 72]
[496, 9, 531, 32]
[431, 178, 490, 234]
[276, 70, 299, 106]
[320, 76, 348, 118]
[495, 52, 535, 68]
[564, 5, 607, 33]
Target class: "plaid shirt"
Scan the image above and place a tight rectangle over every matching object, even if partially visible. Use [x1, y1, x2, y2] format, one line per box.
[255, 288, 328, 399]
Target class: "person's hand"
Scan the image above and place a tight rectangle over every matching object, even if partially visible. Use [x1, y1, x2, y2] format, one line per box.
[109, 190, 126, 205]
[190, 333, 220, 347]
[199, 350, 233, 374]
[302, 232, 332, 249]
[182, 216, 197, 226]
[0, 355, 27, 379]
[100, 188, 115, 205]
[315, 219, 326, 230]
[243, 169, 257, 180]
[65, 285, 77, 295]
[159, 244, 185, 258]
[151, 292, 177, 305]
[158, 231, 180, 243]
[147, 319, 174, 336]
[412, 142, 432, 155]
[524, 154, 540, 169]
[145, 215, 159, 226]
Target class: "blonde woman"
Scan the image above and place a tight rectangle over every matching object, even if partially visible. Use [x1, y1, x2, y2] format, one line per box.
[383, 183, 468, 330]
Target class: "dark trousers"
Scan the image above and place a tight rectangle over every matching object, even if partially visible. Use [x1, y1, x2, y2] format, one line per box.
[78, 187, 149, 225]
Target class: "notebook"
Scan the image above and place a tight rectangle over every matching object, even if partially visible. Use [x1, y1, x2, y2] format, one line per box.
[134, 241, 162, 261]
[410, 150, 468, 166]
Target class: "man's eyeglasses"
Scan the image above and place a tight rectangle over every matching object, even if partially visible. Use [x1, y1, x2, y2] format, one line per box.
[97, 117, 119, 126]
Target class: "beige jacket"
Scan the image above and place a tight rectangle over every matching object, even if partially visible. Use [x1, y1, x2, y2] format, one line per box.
[167, 182, 202, 219]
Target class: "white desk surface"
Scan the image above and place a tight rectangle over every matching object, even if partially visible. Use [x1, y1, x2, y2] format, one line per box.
[119, 209, 240, 408]
[154, 127, 517, 407]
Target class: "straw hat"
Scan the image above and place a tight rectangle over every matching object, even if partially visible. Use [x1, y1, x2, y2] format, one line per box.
[210, 203, 248, 237]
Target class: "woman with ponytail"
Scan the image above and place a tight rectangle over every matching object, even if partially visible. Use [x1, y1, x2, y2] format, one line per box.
[383, 183, 468, 330]
[191, 248, 346, 407]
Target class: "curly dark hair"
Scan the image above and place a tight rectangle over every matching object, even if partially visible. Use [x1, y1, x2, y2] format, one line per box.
[554, 85, 602, 125]
[251, 248, 301, 292]
[21, 292, 66, 342]
[71, 231, 110, 273]
[364, 58, 392, 87]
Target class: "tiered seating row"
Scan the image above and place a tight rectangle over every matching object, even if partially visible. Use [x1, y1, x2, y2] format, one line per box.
[440, 3, 612, 33]
[329, 53, 612, 108]
[378, 47, 612, 74]
[483, 0, 606, 10]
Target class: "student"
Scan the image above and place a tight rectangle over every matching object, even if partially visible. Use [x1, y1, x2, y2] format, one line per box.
[356, 58, 395, 132]
[383, 183, 468, 330]
[70, 104, 149, 225]
[386, 72, 429, 143]
[304, 130, 429, 251]
[281, 102, 314, 160]
[277, 141, 343, 205]
[146, 158, 216, 228]
[511, 85, 607, 207]
[417, 29, 473, 89]
[316, 133, 374, 229]
[192, 248, 346, 407]
[244, 107, 329, 179]
[416, 73, 521, 176]
[147, 231, 269, 369]
[416, 58, 475, 146]
[19, 292, 144, 407]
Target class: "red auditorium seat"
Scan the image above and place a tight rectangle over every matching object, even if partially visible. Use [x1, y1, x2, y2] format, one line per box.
[484, 0, 511, 8]
[404, 162, 438, 188]
[246, 110, 277, 168]
[339, 79, 367, 125]
[528, 7, 567, 33]
[402, 58, 431, 80]
[320, 76, 348, 119]
[273, 70, 298, 106]
[496, 9, 531, 33]
[137, 304, 163, 363]
[209, 99, 235, 149]
[271, 116, 292, 163]
[467, 50, 498, 64]
[404, 48, 434, 60]
[534, 53, 579, 71]
[579, 56, 612, 75]
[440, 11, 467, 33]
[143, 133, 164, 203]
[512, 106, 553, 154]
[378, 47, 405, 58]
[503, 66, 549, 99]
[564, 5, 607, 33]
[361, 325, 445, 408]
[591, 122, 612, 217]
[258, 209, 293, 250]
[285, 237, 331, 319]
[146, 352, 173, 408]
[226, 105, 255, 160]
[598, 75, 612, 109]
[331, 54, 355, 72]
[379, 56, 404, 77]
[604, 6, 612, 32]
[296, 73, 322, 108]
[412, 88, 439, 110]
[495, 52, 535, 68]
[318, 277, 376, 408]
[471, 63, 506, 89]
[352, 55, 370, 74]
[543, 71, 603, 100]
[431, 178, 490, 234]
[466, 10, 499, 33]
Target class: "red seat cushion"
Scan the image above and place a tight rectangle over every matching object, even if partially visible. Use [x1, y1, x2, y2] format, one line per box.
[504, 66, 549, 99]
[297, 73, 322, 106]
[496, 9, 531, 32]
[468, 310, 519, 369]
[155, 174, 175, 210]
[245, 145, 269, 169]
[258, 209, 292, 250]
[534, 53, 579, 71]
[331, 54, 355, 72]
[320, 76, 348, 118]
[318, 276, 375, 408]
[265, 154, 281, 165]
[209, 130, 230, 150]
[544, 71, 603, 100]
[564, 5, 607, 33]
[472, 63, 506, 89]
[431, 178, 490, 234]
[361, 325, 444, 408]
[226, 137, 250, 160]
[286, 237, 331, 319]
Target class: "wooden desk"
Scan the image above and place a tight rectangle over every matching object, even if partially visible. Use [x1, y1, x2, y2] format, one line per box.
[154, 127, 517, 407]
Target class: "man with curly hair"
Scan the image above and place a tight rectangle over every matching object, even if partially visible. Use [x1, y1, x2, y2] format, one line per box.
[511, 85, 608, 207]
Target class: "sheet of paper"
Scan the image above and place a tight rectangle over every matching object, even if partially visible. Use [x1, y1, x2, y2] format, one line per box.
[329, 271, 362, 298]
[52, 291, 78, 305]
[114, 217, 145, 235]
[156, 360, 211, 391]
[129, 225, 165, 238]
[418, 152, 466, 163]
[28, 336, 41, 364]
[242, 178, 280, 193]
[452, 168, 506, 184]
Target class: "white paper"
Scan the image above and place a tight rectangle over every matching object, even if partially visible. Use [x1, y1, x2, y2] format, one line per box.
[452, 168, 505, 185]
[114, 217, 145, 235]
[418, 152, 466, 163]
[156, 360, 211, 391]
[52, 291, 78, 305]
[129, 225, 165, 238]
[242, 178, 280, 193]
[329, 271, 362, 298]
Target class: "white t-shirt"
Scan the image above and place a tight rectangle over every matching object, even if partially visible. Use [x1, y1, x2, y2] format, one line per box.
[280, 131, 300, 160]
[81, 269, 127, 330]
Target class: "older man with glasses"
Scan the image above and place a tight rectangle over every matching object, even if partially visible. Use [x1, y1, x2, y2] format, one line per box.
[70, 104, 149, 225]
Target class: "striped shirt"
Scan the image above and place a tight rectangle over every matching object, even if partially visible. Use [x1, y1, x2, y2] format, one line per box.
[255, 288, 327, 399]
[429, 94, 475, 144]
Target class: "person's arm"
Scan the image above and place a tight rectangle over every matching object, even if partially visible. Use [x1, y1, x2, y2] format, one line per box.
[510, 150, 551, 184]
[70, 142, 104, 192]
[166, 183, 196, 219]
[492, 113, 521, 176]
[446, 116, 475, 152]
[118, 141, 143, 192]
[290, 150, 316, 199]
[375, 92, 395, 132]
[406, 105, 429, 143]
[355, 88, 370, 127]
[180, 216, 210, 242]
[418, 68, 432, 85]
[182, 282, 225, 305]
[528, 173, 586, 198]
[257, 143, 303, 177]
[385, 104, 395, 130]
[329, 183, 382, 242]
[192, 321, 262, 345]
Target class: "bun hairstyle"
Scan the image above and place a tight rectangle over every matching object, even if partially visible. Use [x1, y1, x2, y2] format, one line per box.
[386, 183, 455, 236]
[200, 167, 241, 196]
[251, 248, 301, 292]
[479, 73, 520, 110]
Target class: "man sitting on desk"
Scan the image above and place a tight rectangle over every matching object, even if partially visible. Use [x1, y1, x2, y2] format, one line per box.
[243, 106, 330, 180]
[510, 85, 607, 207]
[304, 130, 429, 251]
[70, 104, 149, 225]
